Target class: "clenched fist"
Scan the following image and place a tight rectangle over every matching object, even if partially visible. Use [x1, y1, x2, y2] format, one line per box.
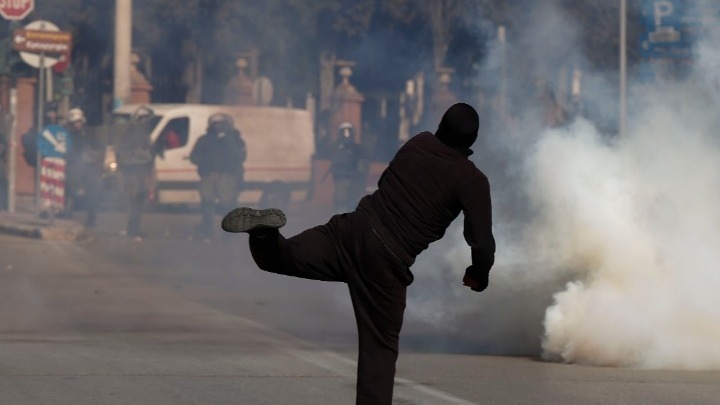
[463, 266, 489, 292]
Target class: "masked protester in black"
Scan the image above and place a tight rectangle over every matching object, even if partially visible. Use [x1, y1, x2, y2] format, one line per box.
[221, 103, 495, 405]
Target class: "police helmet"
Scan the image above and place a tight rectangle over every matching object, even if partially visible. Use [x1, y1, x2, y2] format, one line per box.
[67, 108, 86, 124]
[208, 113, 233, 127]
[132, 106, 154, 121]
[338, 122, 354, 140]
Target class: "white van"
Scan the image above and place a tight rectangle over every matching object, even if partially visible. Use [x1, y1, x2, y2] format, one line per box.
[107, 104, 315, 206]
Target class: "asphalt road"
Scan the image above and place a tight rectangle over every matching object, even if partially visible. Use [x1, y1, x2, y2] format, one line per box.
[0, 209, 718, 404]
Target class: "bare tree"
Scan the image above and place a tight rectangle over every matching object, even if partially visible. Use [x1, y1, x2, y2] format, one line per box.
[383, 0, 478, 69]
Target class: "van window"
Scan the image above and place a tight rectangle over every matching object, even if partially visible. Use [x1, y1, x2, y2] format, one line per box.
[156, 117, 189, 150]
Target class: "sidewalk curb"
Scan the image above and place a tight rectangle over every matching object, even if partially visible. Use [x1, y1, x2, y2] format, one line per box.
[0, 222, 42, 239]
[0, 217, 85, 241]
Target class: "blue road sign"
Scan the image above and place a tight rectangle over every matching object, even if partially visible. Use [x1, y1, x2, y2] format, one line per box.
[37, 124, 71, 158]
[640, 0, 720, 59]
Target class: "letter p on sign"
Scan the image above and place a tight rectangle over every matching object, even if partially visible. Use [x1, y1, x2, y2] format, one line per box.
[654, 0, 674, 28]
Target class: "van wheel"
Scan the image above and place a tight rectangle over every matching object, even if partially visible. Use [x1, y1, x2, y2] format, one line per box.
[259, 181, 291, 210]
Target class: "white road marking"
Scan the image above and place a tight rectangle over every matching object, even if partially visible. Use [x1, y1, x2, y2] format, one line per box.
[235, 316, 479, 404]
[30, 239, 479, 404]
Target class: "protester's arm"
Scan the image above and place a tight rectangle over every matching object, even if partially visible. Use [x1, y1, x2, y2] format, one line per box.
[458, 173, 496, 292]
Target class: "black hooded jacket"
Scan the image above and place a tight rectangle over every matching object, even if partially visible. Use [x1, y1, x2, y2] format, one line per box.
[357, 131, 495, 276]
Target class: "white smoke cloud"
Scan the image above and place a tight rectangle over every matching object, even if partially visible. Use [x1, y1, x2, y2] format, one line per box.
[518, 24, 720, 368]
[536, 75, 720, 369]
[405, 2, 720, 369]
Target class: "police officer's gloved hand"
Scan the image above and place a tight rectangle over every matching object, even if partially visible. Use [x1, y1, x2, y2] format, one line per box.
[463, 265, 489, 292]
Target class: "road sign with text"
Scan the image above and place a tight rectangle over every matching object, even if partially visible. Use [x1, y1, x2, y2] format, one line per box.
[40, 157, 66, 212]
[14, 21, 72, 69]
[13, 28, 72, 55]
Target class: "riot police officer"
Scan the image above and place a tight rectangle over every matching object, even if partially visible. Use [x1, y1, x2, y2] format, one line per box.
[330, 122, 362, 212]
[190, 113, 246, 240]
[115, 106, 156, 240]
[65, 108, 103, 227]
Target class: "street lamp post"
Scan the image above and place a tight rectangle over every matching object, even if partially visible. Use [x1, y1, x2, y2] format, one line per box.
[113, 0, 132, 108]
[620, 0, 628, 137]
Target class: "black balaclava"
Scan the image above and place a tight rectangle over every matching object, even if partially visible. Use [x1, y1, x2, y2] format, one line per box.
[434, 103, 479, 152]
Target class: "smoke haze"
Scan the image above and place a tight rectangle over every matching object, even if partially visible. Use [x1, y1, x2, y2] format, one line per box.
[402, 2, 720, 370]
[7, 0, 719, 373]
[538, 72, 720, 368]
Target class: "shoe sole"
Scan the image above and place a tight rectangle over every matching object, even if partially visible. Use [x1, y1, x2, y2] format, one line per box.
[221, 207, 287, 233]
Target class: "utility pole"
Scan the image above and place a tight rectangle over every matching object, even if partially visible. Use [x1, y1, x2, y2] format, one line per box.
[113, 0, 132, 109]
[619, 0, 627, 137]
[498, 25, 507, 123]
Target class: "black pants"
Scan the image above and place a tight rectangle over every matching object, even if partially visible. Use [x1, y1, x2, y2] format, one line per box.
[199, 172, 238, 238]
[63, 167, 99, 226]
[78, 174, 100, 227]
[248, 211, 410, 405]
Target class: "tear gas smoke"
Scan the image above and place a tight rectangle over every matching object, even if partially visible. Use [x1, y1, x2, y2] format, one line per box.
[537, 76, 720, 369]
[403, 2, 720, 369]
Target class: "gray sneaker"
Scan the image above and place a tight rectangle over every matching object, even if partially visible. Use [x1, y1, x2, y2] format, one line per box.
[221, 207, 287, 233]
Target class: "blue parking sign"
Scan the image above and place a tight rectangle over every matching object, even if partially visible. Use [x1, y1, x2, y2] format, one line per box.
[640, 0, 687, 58]
[640, 0, 720, 59]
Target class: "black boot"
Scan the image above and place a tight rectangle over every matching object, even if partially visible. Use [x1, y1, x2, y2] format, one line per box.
[221, 207, 286, 234]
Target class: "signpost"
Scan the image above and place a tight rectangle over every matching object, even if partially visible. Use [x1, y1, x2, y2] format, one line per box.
[2, 0, 35, 212]
[11, 20, 73, 217]
[0, 0, 34, 21]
